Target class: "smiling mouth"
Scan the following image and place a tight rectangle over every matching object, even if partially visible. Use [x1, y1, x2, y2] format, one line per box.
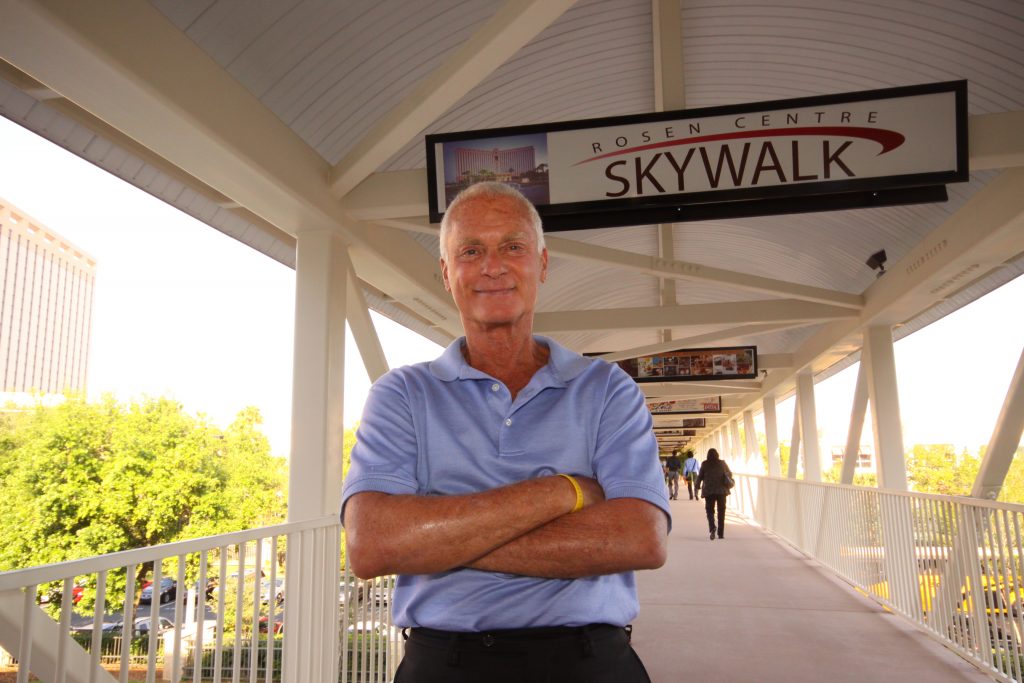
[476, 287, 515, 295]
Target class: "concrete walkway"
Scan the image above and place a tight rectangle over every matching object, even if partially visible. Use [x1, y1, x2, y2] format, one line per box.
[631, 495, 995, 682]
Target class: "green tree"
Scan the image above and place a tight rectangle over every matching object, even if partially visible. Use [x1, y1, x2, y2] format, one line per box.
[905, 444, 979, 496]
[0, 396, 286, 612]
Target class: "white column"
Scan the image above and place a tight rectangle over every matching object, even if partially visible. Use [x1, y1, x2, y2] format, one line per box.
[788, 397, 801, 479]
[972, 344, 1024, 500]
[284, 230, 347, 683]
[763, 395, 781, 477]
[863, 325, 908, 491]
[729, 420, 742, 470]
[289, 230, 348, 519]
[796, 372, 823, 482]
[743, 410, 759, 473]
[840, 361, 869, 484]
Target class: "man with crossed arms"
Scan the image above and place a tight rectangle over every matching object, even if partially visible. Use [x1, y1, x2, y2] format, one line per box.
[341, 182, 670, 682]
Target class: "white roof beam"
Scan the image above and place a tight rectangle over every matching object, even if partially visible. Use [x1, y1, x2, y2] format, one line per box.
[741, 166, 1024, 412]
[545, 235, 863, 309]
[534, 299, 856, 333]
[652, 0, 685, 112]
[598, 323, 804, 362]
[969, 111, 1024, 171]
[0, 0, 462, 335]
[328, 0, 576, 198]
[363, 216, 864, 310]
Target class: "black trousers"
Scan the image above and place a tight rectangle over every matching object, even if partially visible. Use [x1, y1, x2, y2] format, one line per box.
[395, 624, 652, 683]
[685, 475, 697, 499]
[705, 494, 727, 536]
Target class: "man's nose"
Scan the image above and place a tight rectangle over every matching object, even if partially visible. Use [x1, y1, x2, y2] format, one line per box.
[480, 250, 507, 276]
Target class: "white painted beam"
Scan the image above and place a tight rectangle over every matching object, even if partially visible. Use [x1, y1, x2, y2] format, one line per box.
[969, 111, 1024, 171]
[290, 230, 347, 519]
[597, 324, 801, 362]
[652, 0, 685, 112]
[0, 0, 462, 338]
[328, 0, 575, 197]
[863, 326, 908, 491]
[737, 167, 1024, 419]
[788, 397, 801, 479]
[535, 299, 856, 333]
[796, 373, 822, 481]
[840, 362, 869, 484]
[971, 344, 1024, 500]
[546, 235, 864, 309]
[743, 410, 759, 473]
[763, 395, 781, 476]
[345, 259, 390, 384]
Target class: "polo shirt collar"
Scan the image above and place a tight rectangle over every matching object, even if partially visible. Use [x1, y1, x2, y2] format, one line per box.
[429, 335, 591, 385]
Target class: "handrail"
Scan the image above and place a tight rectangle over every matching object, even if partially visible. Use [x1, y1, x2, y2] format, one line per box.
[733, 474, 1024, 683]
[748, 474, 1024, 512]
[0, 515, 338, 590]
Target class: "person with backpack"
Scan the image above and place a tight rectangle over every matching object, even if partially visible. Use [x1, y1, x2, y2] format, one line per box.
[696, 448, 734, 540]
[682, 449, 701, 500]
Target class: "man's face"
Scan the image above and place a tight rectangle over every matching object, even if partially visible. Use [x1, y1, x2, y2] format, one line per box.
[440, 194, 548, 331]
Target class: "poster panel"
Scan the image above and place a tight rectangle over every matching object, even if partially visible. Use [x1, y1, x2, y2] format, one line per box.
[617, 346, 756, 382]
[649, 398, 722, 415]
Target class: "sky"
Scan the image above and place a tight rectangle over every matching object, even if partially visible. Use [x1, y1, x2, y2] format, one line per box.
[0, 115, 1021, 458]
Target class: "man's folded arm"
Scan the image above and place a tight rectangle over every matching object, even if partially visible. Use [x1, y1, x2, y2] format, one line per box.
[465, 498, 668, 579]
[343, 474, 604, 579]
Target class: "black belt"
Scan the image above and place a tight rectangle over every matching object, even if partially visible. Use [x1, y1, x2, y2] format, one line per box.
[407, 623, 628, 646]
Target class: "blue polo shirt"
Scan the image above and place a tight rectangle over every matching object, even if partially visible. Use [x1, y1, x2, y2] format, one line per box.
[341, 335, 670, 631]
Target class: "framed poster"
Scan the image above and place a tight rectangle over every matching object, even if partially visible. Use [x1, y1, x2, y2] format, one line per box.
[427, 81, 967, 231]
[649, 398, 722, 415]
[617, 346, 757, 382]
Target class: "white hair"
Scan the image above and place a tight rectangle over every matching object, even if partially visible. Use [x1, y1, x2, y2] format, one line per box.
[439, 181, 545, 259]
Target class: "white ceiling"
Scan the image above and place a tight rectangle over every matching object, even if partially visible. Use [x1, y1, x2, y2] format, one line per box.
[1, 0, 1022, 442]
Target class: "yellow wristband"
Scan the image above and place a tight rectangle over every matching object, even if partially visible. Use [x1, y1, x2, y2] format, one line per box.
[557, 473, 584, 513]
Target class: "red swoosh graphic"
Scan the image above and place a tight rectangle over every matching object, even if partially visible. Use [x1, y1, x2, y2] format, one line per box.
[574, 127, 905, 165]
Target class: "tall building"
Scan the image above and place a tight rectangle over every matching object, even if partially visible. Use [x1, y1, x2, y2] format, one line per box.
[454, 145, 536, 178]
[0, 197, 95, 395]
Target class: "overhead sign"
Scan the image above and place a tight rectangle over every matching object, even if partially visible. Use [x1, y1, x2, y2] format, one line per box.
[617, 346, 756, 382]
[426, 81, 966, 230]
[680, 418, 707, 429]
[649, 398, 721, 415]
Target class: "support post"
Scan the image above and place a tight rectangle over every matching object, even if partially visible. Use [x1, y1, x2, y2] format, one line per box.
[284, 230, 347, 683]
[743, 410, 759, 473]
[788, 397, 801, 479]
[863, 325, 908, 491]
[730, 420, 742, 469]
[972, 344, 1024, 500]
[840, 361, 869, 484]
[763, 395, 781, 477]
[796, 372, 822, 482]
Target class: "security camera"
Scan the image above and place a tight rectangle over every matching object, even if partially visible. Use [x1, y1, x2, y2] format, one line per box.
[865, 249, 887, 277]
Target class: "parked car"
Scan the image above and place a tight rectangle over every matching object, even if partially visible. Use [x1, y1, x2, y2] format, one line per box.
[260, 577, 285, 605]
[139, 577, 177, 604]
[257, 614, 284, 634]
[127, 615, 175, 636]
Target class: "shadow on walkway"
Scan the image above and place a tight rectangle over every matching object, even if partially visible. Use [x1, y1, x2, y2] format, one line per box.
[631, 496, 993, 682]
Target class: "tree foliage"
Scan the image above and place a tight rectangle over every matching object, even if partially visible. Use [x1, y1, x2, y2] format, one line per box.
[0, 396, 286, 610]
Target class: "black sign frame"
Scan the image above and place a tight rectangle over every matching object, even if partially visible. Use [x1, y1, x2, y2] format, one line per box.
[425, 81, 967, 231]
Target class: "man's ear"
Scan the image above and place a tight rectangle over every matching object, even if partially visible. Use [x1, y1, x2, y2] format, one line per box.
[539, 247, 549, 283]
[440, 258, 451, 292]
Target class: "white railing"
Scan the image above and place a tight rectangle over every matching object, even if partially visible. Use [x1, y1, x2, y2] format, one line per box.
[733, 474, 1024, 682]
[0, 517, 401, 683]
